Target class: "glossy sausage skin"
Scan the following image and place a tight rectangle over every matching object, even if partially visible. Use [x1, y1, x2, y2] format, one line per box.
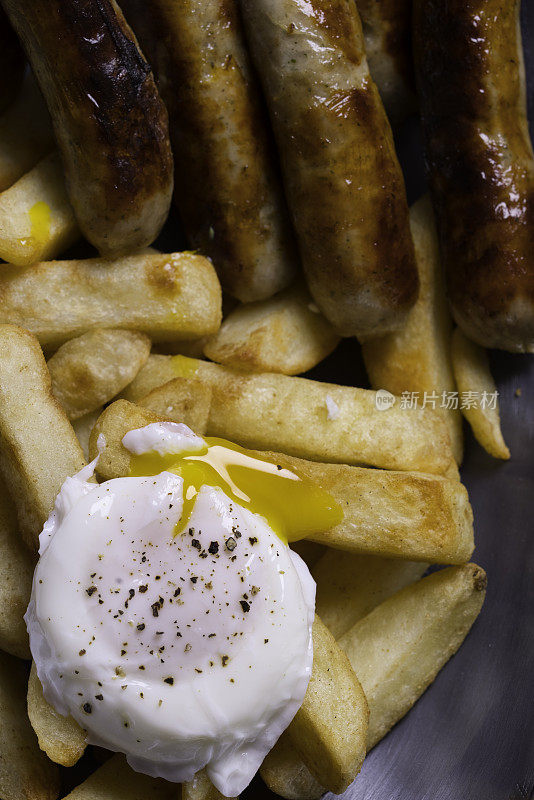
[414, 0, 534, 352]
[0, 8, 24, 114]
[358, 0, 416, 125]
[121, 0, 298, 302]
[1, 0, 173, 256]
[239, 0, 419, 338]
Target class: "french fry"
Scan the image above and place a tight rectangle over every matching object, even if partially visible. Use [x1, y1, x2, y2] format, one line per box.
[72, 407, 103, 460]
[340, 563, 487, 748]
[203, 283, 339, 375]
[0, 652, 60, 800]
[260, 733, 324, 800]
[0, 479, 33, 658]
[0, 324, 85, 549]
[90, 401, 474, 564]
[62, 753, 176, 800]
[123, 356, 455, 475]
[138, 378, 212, 435]
[0, 71, 54, 192]
[27, 663, 86, 768]
[0, 151, 79, 266]
[182, 769, 237, 800]
[451, 328, 510, 460]
[312, 553, 429, 639]
[48, 329, 151, 419]
[262, 564, 486, 798]
[0, 252, 222, 348]
[286, 615, 368, 795]
[361, 195, 463, 463]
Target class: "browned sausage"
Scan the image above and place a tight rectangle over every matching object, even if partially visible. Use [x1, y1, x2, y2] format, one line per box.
[0, 8, 24, 115]
[358, 0, 416, 124]
[1, 0, 173, 256]
[239, 0, 419, 338]
[120, 0, 298, 302]
[414, 0, 534, 352]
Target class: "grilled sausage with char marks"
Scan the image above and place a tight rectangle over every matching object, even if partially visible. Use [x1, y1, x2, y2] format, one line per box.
[1, 0, 174, 256]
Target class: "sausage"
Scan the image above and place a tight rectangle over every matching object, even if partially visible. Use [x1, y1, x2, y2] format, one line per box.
[239, 0, 419, 338]
[414, 0, 534, 353]
[0, 8, 24, 115]
[0, 0, 173, 256]
[120, 0, 298, 302]
[358, 0, 416, 125]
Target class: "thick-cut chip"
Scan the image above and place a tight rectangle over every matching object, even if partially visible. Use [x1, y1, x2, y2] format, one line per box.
[0, 71, 54, 192]
[90, 401, 474, 564]
[62, 753, 176, 800]
[138, 378, 212, 435]
[0, 652, 60, 800]
[313, 553, 428, 639]
[361, 196, 463, 462]
[48, 329, 151, 419]
[0, 151, 79, 265]
[0, 324, 85, 549]
[72, 407, 103, 460]
[451, 328, 510, 460]
[0, 479, 33, 658]
[27, 663, 86, 768]
[340, 563, 487, 748]
[0, 252, 222, 348]
[123, 356, 455, 474]
[89, 402, 165, 480]
[203, 283, 339, 375]
[286, 615, 368, 794]
[182, 769, 237, 800]
[260, 733, 323, 800]
[263, 564, 486, 798]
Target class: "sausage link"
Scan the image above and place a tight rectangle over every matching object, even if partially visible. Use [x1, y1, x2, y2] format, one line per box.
[414, 0, 534, 352]
[121, 0, 298, 302]
[1, 0, 174, 256]
[358, 0, 416, 124]
[239, 0, 419, 337]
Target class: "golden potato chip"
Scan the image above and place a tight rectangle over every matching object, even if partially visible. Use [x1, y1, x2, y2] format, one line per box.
[138, 378, 212, 435]
[0, 652, 60, 800]
[361, 195, 463, 462]
[27, 663, 86, 767]
[0, 252, 222, 348]
[451, 328, 510, 460]
[0, 324, 85, 549]
[313, 553, 428, 639]
[0, 478, 33, 658]
[0, 151, 79, 266]
[62, 753, 176, 800]
[124, 356, 455, 475]
[203, 283, 339, 375]
[182, 769, 236, 800]
[90, 400, 474, 565]
[48, 329, 151, 419]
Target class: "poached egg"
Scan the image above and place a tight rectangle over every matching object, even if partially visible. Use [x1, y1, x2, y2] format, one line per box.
[26, 423, 341, 796]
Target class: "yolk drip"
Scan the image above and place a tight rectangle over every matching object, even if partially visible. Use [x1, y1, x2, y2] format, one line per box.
[129, 437, 343, 544]
[29, 201, 51, 246]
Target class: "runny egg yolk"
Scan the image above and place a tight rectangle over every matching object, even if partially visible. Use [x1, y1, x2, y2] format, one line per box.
[129, 437, 343, 544]
[28, 201, 51, 245]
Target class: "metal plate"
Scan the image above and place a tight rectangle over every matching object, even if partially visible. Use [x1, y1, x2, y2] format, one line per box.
[241, 5, 534, 800]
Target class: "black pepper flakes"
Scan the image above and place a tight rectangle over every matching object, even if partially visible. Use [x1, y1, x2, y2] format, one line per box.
[164, 677, 174, 685]
[82, 702, 92, 714]
[248, 537, 258, 546]
[139, 585, 148, 594]
[136, 623, 145, 631]
[208, 541, 219, 555]
[79, 649, 86, 656]
[225, 537, 237, 552]
[239, 600, 250, 613]
[86, 586, 97, 596]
